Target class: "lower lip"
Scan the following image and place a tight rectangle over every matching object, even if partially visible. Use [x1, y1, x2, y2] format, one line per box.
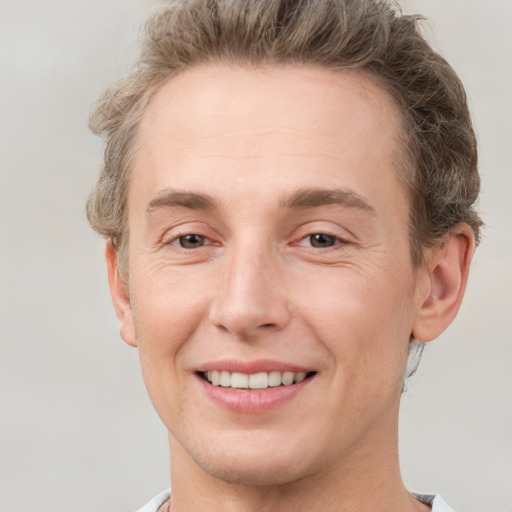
[197, 375, 313, 413]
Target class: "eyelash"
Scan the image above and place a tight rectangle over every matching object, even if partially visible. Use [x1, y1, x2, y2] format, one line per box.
[164, 231, 348, 251]
[295, 232, 349, 250]
[165, 233, 214, 249]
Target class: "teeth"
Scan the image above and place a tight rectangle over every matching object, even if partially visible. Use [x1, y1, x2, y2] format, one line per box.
[294, 372, 306, 383]
[220, 371, 231, 387]
[231, 372, 249, 388]
[268, 371, 282, 387]
[204, 370, 311, 389]
[281, 371, 294, 386]
[249, 372, 268, 389]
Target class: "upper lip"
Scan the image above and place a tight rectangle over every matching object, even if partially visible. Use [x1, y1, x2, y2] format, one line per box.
[196, 359, 314, 374]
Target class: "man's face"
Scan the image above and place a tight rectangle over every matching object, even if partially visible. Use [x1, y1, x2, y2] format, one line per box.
[119, 65, 430, 485]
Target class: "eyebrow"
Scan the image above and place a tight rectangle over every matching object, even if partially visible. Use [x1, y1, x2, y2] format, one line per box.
[282, 188, 375, 213]
[146, 187, 375, 214]
[147, 189, 216, 213]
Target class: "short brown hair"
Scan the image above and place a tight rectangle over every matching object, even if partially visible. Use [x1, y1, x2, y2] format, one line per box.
[87, 0, 482, 273]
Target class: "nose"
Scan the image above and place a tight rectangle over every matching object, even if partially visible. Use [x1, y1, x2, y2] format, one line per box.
[208, 246, 292, 339]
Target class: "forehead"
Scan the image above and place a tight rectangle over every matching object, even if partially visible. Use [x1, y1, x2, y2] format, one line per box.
[131, 64, 407, 215]
[140, 64, 402, 151]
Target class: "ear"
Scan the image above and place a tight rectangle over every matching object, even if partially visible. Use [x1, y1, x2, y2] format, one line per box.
[412, 224, 475, 342]
[105, 242, 137, 347]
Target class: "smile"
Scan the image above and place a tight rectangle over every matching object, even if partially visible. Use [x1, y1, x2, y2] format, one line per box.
[202, 370, 315, 390]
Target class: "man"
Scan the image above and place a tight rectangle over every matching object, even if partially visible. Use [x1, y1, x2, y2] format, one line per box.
[87, 1, 481, 510]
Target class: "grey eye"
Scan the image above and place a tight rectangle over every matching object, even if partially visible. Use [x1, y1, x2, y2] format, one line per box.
[178, 234, 205, 248]
[309, 233, 336, 248]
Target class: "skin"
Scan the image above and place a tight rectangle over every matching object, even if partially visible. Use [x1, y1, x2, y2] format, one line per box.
[107, 64, 474, 512]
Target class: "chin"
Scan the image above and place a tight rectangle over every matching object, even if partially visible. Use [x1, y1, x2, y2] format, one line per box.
[198, 455, 310, 487]
[185, 430, 319, 486]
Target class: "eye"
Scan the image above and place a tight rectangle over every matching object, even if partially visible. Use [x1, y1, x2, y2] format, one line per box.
[176, 234, 206, 249]
[307, 233, 338, 248]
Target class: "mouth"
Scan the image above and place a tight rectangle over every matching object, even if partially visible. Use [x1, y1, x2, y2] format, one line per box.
[198, 370, 317, 390]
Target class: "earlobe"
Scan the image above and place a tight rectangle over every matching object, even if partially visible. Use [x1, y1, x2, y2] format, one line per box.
[412, 224, 475, 343]
[105, 242, 137, 347]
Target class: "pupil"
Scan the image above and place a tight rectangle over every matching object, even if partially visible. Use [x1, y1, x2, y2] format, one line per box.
[310, 233, 335, 248]
[179, 234, 204, 248]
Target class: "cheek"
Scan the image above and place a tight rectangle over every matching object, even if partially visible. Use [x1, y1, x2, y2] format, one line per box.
[130, 269, 213, 425]
[294, 266, 414, 375]
[129, 267, 213, 384]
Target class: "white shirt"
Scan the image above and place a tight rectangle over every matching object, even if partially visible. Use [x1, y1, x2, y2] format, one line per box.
[412, 492, 455, 511]
[135, 489, 455, 511]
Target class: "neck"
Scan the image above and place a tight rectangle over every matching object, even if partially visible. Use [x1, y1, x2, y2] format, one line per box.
[166, 426, 429, 512]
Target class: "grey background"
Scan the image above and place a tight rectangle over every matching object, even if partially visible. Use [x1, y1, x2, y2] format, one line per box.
[0, 1, 510, 511]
